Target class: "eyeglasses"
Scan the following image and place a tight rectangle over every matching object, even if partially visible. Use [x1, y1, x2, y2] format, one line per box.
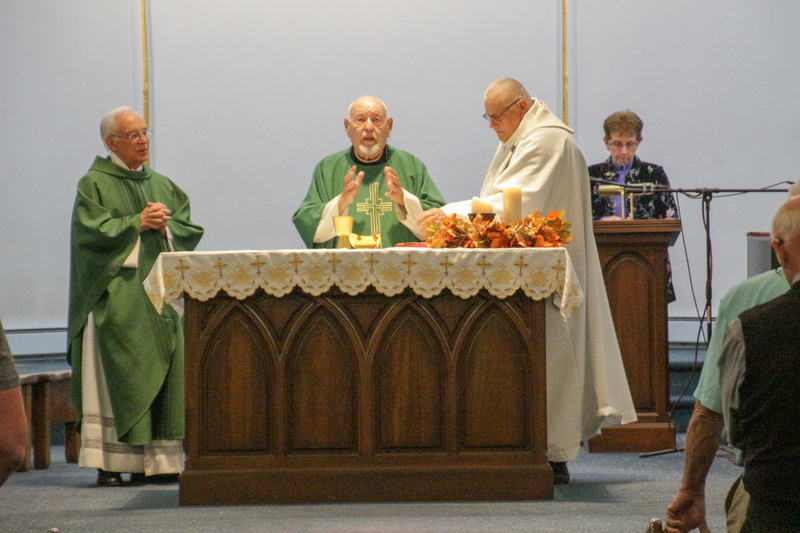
[351, 116, 385, 127]
[609, 141, 638, 150]
[483, 99, 521, 122]
[111, 129, 152, 141]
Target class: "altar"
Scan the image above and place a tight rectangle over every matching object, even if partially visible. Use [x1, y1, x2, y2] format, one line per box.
[144, 248, 582, 505]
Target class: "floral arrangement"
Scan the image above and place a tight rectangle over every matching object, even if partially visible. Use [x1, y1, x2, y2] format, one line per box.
[424, 210, 572, 249]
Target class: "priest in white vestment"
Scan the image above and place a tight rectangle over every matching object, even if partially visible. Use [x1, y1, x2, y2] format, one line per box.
[418, 78, 636, 483]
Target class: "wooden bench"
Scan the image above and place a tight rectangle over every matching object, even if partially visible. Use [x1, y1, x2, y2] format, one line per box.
[17, 370, 80, 471]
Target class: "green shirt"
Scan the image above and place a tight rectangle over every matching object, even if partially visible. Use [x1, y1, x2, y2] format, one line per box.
[68, 156, 204, 444]
[292, 146, 445, 248]
[694, 268, 789, 414]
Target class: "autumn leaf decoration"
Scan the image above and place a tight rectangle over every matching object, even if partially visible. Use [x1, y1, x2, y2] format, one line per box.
[424, 210, 572, 249]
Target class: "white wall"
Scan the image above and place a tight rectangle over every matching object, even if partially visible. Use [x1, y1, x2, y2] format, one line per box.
[0, 0, 143, 338]
[1, 0, 799, 351]
[146, 0, 560, 251]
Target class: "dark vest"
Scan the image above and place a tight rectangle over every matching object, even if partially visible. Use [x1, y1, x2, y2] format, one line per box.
[736, 281, 800, 504]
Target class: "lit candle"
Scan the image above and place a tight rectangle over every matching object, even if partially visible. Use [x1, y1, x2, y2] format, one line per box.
[471, 197, 494, 214]
[503, 186, 522, 223]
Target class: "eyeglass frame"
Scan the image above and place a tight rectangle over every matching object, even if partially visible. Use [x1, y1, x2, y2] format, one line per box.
[110, 129, 152, 141]
[608, 140, 639, 150]
[351, 116, 386, 127]
[483, 99, 521, 122]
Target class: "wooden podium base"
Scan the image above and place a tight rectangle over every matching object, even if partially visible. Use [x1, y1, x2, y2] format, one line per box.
[592, 220, 682, 454]
[588, 422, 676, 453]
[180, 463, 554, 505]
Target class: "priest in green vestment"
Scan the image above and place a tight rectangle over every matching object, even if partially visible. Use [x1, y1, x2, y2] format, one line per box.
[292, 95, 445, 248]
[67, 106, 204, 486]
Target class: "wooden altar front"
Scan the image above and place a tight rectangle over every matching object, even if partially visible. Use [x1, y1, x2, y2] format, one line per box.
[589, 219, 682, 452]
[144, 248, 583, 505]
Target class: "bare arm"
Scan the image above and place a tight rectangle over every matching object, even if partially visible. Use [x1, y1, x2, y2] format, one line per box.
[0, 386, 26, 487]
[665, 400, 725, 533]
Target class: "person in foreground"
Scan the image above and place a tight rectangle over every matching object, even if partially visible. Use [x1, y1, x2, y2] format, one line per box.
[292, 95, 446, 248]
[0, 317, 27, 487]
[416, 78, 637, 484]
[589, 110, 679, 302]
[664, 270, 789, 533]
[716, 196, 800, 531]
[664, 183, 799, 533]
[68, 106, 204, 486]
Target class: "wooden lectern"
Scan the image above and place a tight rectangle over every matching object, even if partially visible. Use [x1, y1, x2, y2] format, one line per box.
[589, 219, 682, 452]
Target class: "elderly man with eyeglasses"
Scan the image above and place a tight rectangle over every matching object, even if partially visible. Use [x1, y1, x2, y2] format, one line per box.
[417, 78, 636, 484]
[293, 95, 445, 249]
[68, 106, 204, 487]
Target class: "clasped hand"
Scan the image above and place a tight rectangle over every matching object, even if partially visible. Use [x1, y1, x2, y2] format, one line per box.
[140, 202, 171, 232]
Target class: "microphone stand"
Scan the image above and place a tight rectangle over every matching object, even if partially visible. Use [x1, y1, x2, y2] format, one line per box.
[590, 179, 792, 458]
[665, 186, 788, 341]
[594, 177, 789, 340]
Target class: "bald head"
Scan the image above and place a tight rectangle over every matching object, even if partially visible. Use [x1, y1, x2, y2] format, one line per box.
[483, 78, 533, 143]
[348, 95, 388, 118]
[345, 95, 393, 161]
[771, 196, 800, 283]
[484, 78, 532, 103]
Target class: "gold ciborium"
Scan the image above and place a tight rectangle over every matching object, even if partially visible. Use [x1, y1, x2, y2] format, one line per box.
[349, 232, 382, 249]
[333, 216, 354, 249]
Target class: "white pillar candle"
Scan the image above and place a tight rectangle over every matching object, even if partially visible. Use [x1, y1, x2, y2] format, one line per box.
[471, 197, 494, 213]
[503, 186, 522, 223]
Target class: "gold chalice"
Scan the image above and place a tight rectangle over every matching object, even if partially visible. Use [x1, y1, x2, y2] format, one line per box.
[333, 216, 354, 249]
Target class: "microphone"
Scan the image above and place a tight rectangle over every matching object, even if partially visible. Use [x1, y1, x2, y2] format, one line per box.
[590, 176, 663, 191]
[623, 182, 664, 194]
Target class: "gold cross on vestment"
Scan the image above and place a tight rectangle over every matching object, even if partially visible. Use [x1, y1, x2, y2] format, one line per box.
[357, 181, 393, 237]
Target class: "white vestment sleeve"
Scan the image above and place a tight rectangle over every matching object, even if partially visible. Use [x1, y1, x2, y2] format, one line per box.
[164, 226, 176, 252]
[122, 236, 141, 268]
[313, 195, 343, 243]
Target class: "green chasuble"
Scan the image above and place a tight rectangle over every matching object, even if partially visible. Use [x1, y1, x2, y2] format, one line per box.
[292, 146, 445, 248]
[67, 156, 204, 445]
